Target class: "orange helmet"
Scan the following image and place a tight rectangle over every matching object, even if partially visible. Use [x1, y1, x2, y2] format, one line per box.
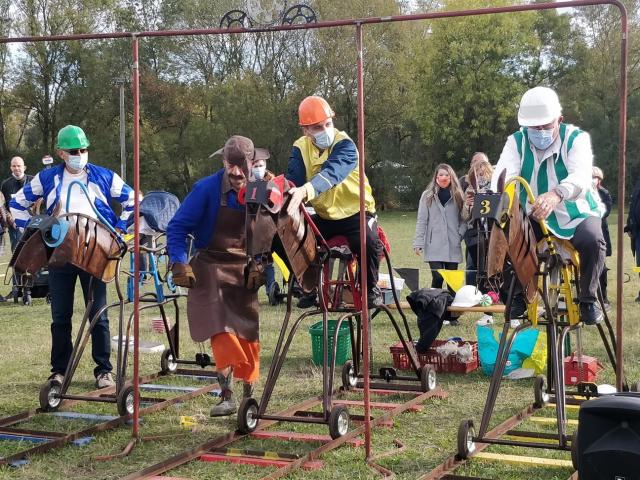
[298, 96, 335, 126]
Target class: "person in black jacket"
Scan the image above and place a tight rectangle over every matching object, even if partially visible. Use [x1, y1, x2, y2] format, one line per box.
[592, 167, 612, 307]
[626, 175, 640, 302]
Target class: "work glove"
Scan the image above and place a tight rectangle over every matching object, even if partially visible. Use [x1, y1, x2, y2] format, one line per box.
[244, 259, 265, 291]
[171, 263, 196, 289]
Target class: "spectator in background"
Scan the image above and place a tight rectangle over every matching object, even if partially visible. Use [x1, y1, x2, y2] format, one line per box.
[461, 158, 495, 325]
[460, 153, 491, 286]
[626, 177, 640, 302]
[413, 163, 466, 290]
[1, 156, 33, 251]
[592, 166, 612, 309]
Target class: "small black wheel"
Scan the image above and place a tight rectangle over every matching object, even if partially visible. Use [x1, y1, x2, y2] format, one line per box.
[420, 365, 436, 392]
[237, 397, 259, 434]
[533, 374, 549, 408]
[39, 379, 62, 412]
[117, 384, 135, 416]
[328, 405, 350, 439]
[160, 349, 178, 374]
[571, 429, 579, 470]
[341, 360, 358, 391]
[457, 419, 476, 459]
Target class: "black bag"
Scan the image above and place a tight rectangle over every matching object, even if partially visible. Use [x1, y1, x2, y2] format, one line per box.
[576, 393, 640, 479]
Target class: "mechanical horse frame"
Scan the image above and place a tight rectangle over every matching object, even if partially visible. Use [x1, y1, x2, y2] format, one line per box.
[457, 174, 625, 463]
[236, 178, 437, 439]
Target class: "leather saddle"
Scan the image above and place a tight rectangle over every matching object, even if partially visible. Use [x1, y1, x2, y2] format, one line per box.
[10, 213, 125, 283]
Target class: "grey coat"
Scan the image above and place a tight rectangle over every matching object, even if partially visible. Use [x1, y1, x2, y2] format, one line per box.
[412, 190, 466, 263]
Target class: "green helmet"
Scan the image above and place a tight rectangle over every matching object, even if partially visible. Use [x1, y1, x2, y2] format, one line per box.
[56, 125, 90, 150]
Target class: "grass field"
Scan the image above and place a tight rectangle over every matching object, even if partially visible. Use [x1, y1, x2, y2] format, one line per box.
[0, 210, 639, 480]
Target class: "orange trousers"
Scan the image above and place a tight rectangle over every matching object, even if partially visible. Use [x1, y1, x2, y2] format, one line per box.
[210, 333, 260, 383]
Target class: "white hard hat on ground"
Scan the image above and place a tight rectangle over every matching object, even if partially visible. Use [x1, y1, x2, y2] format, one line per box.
[518, 86, 562, 127]
[451, 285, 483, 308]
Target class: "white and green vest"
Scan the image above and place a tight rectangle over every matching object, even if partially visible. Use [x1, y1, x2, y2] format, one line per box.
[514, 123, 601, 239]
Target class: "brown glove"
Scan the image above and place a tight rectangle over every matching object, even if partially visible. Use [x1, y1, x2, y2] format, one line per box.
[171, 263, 196, 288]
[244, 259, 265, 290]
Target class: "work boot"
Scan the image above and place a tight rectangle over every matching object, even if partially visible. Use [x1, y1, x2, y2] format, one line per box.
[243, 382, 254, 399]
[210, 371, 237, 417]
[297, 291, 317, 309]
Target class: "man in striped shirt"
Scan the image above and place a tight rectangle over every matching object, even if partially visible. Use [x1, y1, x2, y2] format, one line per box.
[10, 125, 134, 388]
[492, 87, 605, 325]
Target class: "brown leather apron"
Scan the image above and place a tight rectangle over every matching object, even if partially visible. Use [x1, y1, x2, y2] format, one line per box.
[186, 188, 259, 343]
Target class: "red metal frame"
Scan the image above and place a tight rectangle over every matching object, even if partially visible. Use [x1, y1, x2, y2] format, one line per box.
[0, 0, 628, 462]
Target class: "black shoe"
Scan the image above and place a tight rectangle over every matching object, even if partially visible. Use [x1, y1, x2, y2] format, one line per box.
[297, 292, 317, 309]
[508, 292, 527, 319]
[0, 294, 5, 303]
[580, 302, 603, 326]
[367, 287, 384, 308]
[444, 319, 460, 326]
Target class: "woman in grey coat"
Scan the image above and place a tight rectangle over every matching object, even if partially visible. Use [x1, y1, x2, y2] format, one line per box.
[413, 163, 466, 288]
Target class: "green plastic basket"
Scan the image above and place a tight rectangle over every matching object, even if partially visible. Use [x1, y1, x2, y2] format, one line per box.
[308, 320, 351, 366]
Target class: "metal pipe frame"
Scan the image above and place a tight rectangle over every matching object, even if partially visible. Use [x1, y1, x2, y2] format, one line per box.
[0, 0, 627, 462]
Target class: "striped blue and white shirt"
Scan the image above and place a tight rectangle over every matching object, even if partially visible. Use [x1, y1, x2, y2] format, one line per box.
[9, 162, 134, 231]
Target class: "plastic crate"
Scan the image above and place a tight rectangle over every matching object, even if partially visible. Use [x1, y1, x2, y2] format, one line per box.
[564, 353, 603, 385]
[309, 320, 351, 366]
[390, 340, 478, 374]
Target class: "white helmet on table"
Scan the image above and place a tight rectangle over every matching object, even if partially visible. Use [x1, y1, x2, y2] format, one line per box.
[451, 285, 483, 308]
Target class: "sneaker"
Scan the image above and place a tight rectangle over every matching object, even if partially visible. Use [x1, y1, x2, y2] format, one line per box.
[367, 287, 384, 308]
[510, 319, 521, 328]
[580, 302, 603, 326]
[444, 319, 460, 327]
[476, 314, 494, 326]
[48, 372, 64, 385]
[297, 292, 317, 309]
[210, 396, 237, 416]
[95, 372, 115, 389]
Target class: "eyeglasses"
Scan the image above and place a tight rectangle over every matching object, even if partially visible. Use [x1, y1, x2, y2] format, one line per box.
[66, 148, 88, 155]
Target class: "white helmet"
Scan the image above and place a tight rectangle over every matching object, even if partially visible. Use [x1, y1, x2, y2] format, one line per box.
[592, 166, 603, 180]
[451, 285, 483, 308]
[518, 86, 562, 127]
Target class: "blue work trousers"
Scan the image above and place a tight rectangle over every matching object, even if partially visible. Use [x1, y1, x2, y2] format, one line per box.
[48, 264, 112, 377]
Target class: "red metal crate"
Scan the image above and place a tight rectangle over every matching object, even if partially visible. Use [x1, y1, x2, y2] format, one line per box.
[564, 353, 603, 385]
[389, 340, 478, 374]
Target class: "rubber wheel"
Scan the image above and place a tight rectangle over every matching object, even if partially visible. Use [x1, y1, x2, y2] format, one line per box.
[457, 419, 476, 459]
[328, 405, 350, 439]
[420, 365, 437, 392]
[237, 397, 259, 434]
[39, 379, 62, 412]
[160, 349, 178, 374]
[341, 360, 358, 391]
[117, 384, 135, 416]
[533, 374, 549, 408]
[571, 429, 579, 470]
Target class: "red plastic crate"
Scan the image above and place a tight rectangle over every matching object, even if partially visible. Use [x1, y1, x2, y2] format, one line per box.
[564, 353, 603, 385]
[389, 340, 478, 374]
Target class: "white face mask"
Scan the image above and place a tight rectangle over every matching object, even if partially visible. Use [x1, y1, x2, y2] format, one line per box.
[312, 126, 335, 149]
[252, 166, 266, 180]
[67, 152, 88, 170]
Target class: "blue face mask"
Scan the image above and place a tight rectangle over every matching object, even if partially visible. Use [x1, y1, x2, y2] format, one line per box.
[312, 127, 335, 150]
[528, 128, 555, 150]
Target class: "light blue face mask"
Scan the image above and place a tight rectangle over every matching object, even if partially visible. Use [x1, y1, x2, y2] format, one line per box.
[312, 127, 335, 150]
[252, 166, 266, 180]
[528, 128, 555, 150]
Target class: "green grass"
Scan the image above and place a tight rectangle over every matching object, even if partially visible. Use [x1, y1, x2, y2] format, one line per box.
[0, 210, 638, 479]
